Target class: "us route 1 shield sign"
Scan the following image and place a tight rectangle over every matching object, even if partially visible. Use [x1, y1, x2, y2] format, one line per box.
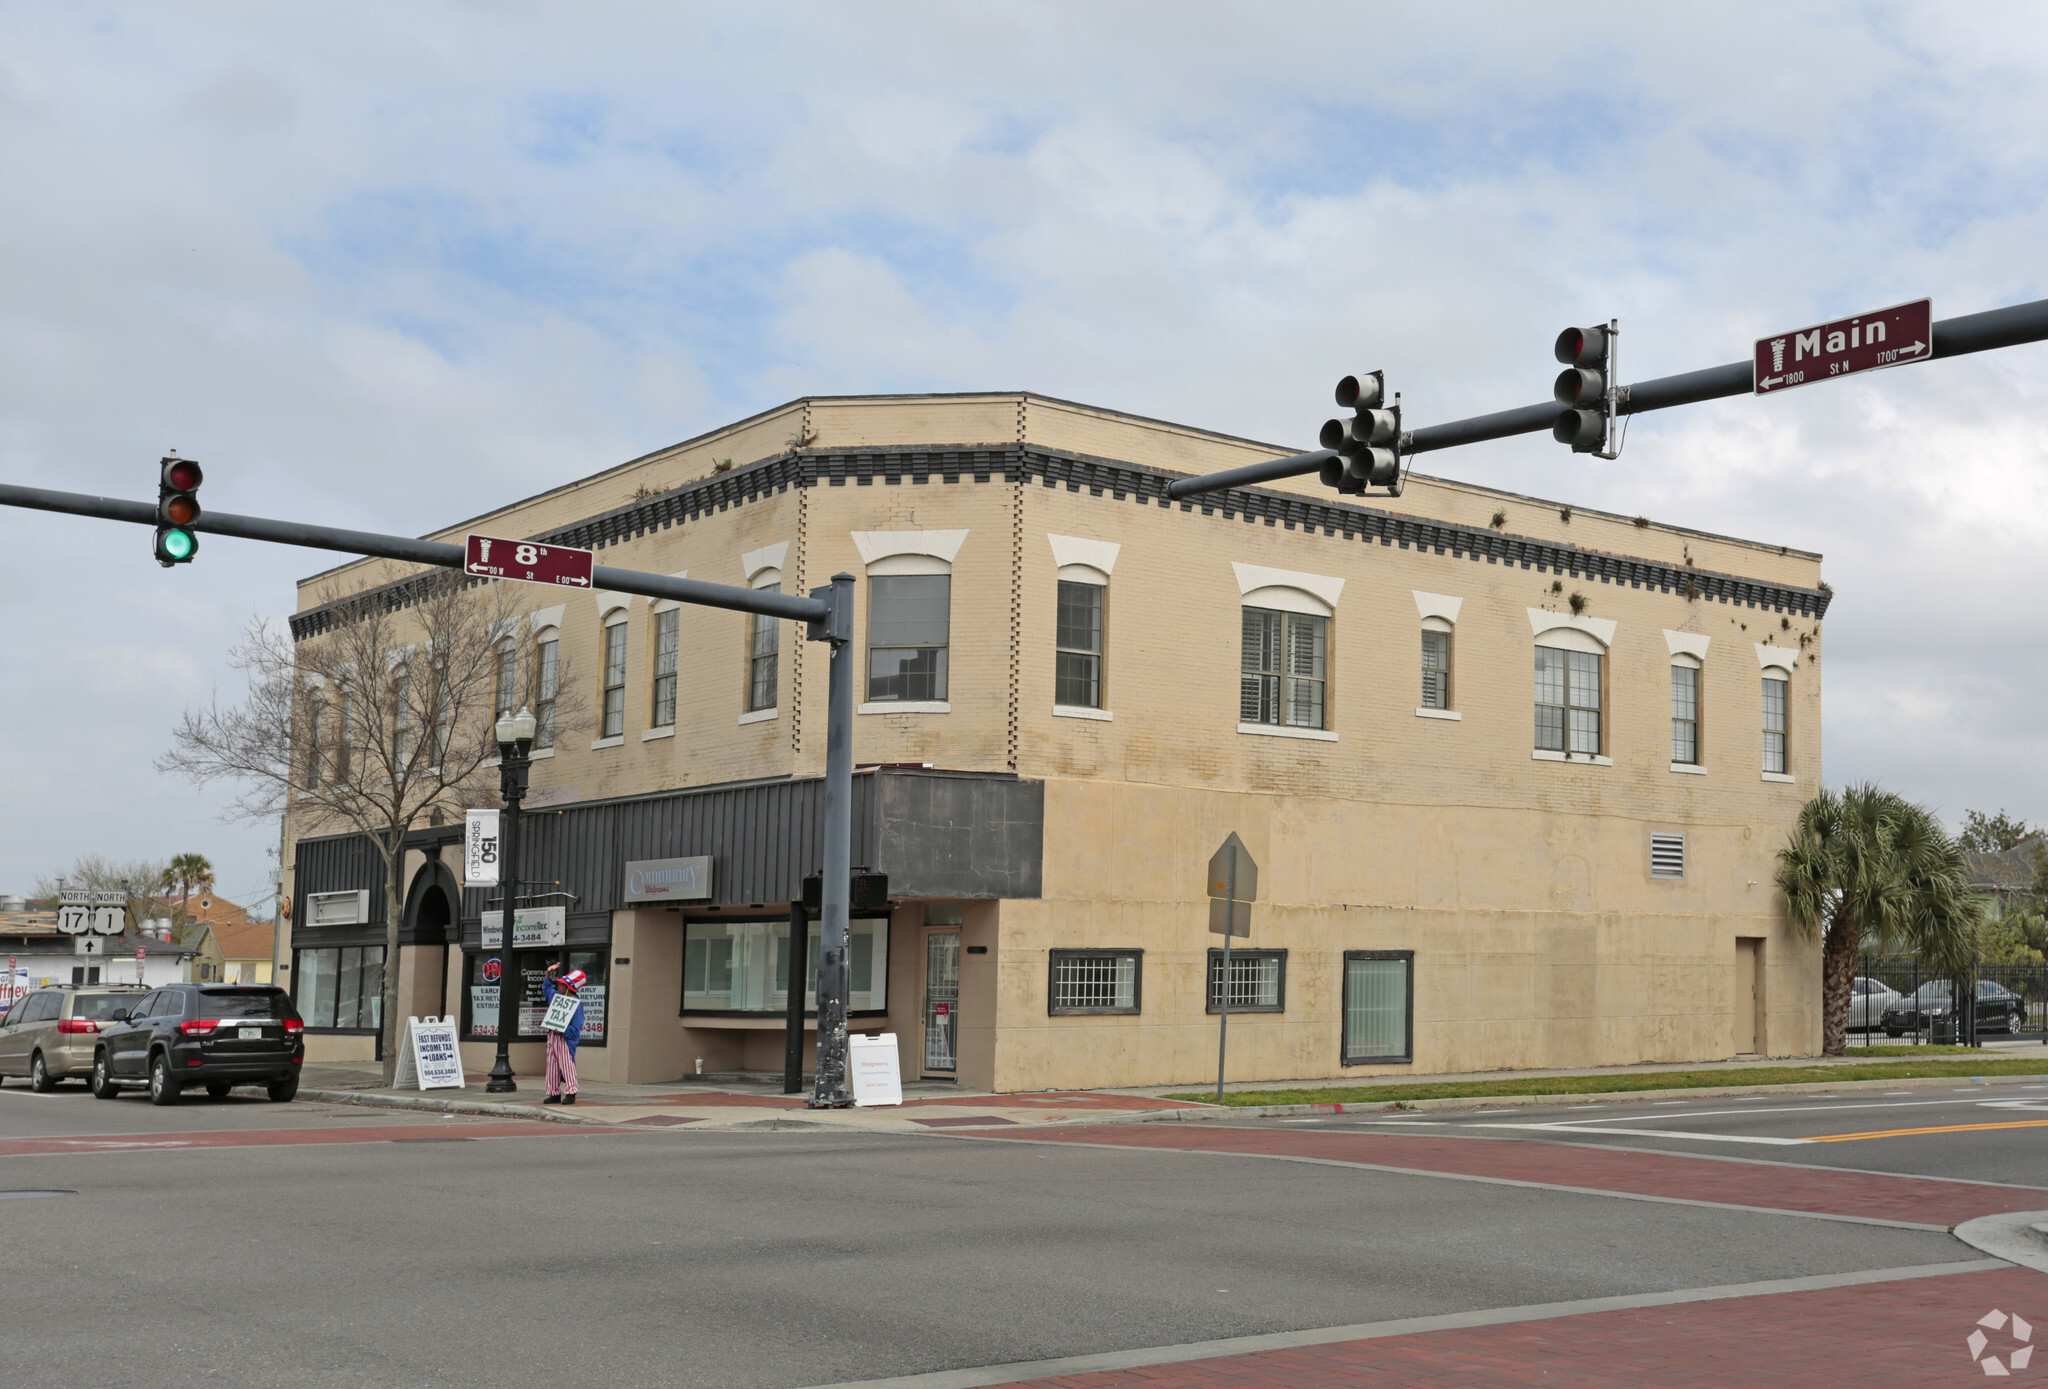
[465, 533, 594, 589]
[1754, 298, 1931, 395]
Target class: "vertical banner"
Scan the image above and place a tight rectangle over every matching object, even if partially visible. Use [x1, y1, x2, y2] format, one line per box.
[465, 809, 501, 885]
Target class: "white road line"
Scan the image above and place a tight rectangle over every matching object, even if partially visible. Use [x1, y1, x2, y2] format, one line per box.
[1519, 1095, 2048, 1125]
[1463, 1123, 1808, 1147]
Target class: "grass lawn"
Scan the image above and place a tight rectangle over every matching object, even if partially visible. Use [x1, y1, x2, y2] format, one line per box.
[1166, 1054, 2048, 1107]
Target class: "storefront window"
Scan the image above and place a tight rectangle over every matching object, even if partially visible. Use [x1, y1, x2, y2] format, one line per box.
[293, 946, 384, 1030]
[682, 918, 887, 1014]
[464, 949, 607, 1045]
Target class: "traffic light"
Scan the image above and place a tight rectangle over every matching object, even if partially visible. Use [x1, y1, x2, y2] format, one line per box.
[1552, 324, 1616, 454]
[801, 869, 890, 914]
[155, 453, 203, 566]
[1317, 371, 1402, 496]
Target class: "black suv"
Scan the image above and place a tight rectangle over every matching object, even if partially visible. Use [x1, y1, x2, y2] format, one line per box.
[91, 984, 305, 1105]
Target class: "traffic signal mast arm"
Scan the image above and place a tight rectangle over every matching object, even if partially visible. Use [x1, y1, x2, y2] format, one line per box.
[0, 481, 829, 623]
[1162, 293, 2048, 501]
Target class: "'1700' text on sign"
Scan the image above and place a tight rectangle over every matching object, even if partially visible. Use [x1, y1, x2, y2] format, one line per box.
[465, 534, 594, 589]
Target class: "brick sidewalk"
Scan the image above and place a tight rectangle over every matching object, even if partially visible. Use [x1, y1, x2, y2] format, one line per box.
[985, 1264, 2046, 1387]
[990, 1125, 2048, 1226]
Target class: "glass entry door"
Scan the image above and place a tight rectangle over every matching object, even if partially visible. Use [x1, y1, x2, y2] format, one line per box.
[922, 931, 960, 1075]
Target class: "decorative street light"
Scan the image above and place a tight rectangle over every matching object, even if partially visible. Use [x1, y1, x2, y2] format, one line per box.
[485, 705, 537, 1094]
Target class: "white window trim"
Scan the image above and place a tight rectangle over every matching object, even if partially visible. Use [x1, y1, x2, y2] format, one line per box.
[1533, 749, 1614, 767]
[852, 529, 968, 566]
[530, 604, 566, 635]
[1762, 771, 1796, 784]
[859, 700, 950, 715]
[591, 735, 624, 750]
[598, 594, 634, 623]
[1238, 722, 1338, 743]
[1048, 533, 1122, 575]
[527, 747, 556, 761]
[1241, 585, 1332, 618]
[1233, 562, 1343, 610]
[1054, 705, 1113, 722]
[1057, 563, 1110, 585]
[1670, 762, 1709, 775]
[641, 727, 675, 741]
[738, 707, 779, 725]
[868, 553, 951, 577]
[1664, 629, 1711, 660]
[1415, 707, 1462, 721]
[1527, 608, 1618, 648]
[1412, 591, 1463, 624]
[742, 543, 790, 585]
[1754, 642, 1800, 672]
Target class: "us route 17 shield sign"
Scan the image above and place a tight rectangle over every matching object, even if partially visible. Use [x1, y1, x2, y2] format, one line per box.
[465, 533, 594, 589]
[1754, 298, 1931, 395]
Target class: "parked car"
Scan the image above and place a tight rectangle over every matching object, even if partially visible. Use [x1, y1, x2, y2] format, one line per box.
[1881, 979, 2027, 1037]
[1849, 977, 1901, 1031]
[0, 985, 149, 1091]
[90, 984, 304, 1106]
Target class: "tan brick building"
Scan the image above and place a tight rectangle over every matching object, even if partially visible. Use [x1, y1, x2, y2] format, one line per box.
[281, 393, 1827, 1090]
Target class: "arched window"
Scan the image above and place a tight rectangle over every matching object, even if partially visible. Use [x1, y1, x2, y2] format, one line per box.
[1240, 586, 1331, 732]
[598, 603, 630, 741]
[532, 627, 560, 751]
[1413, 591, 1463, 717]
[1528, 610, 1616, 762]
[1671, 653, 1702, 766]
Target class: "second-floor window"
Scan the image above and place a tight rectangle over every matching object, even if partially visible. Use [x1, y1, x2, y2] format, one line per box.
[868, 575, 949, 702]
[1535, 645, 1602, 755]
[392, 669, 412, 765]
[1671, 662, 1700, 765]
[600, 620, 628, 739]
[534, 636, 558, 750]
[651, 609, 678, 728]
[1056, 579, 1104, 709]
[1420, 628, 1451, 710]
[1241, 607, 1326, 729]
[495, 642, 517, 721]
[750, 585, 780, 711]
[1762, 675, 1788, 774]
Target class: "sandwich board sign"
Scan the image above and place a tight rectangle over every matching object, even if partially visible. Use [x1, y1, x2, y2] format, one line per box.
[393, 1017, 465, 1091]
[849, 1033, 903, 1107]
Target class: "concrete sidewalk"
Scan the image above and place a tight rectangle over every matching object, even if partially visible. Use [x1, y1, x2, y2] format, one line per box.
[297, 1064, 1200, 1132]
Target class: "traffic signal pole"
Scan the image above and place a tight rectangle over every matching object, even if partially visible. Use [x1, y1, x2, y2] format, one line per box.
[0, 478, 863, 1107]
[1164, 294, 2048, 501]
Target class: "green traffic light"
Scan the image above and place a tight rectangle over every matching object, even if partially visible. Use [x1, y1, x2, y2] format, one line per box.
[161, 528, 196, 561]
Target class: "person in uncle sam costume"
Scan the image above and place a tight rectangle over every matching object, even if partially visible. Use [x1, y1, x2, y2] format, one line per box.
[541, 964, 586, 1104]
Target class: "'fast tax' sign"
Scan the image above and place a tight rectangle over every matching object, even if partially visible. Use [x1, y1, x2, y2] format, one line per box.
[1754, 298, 1931, 396]
[464, 533, 594, 589]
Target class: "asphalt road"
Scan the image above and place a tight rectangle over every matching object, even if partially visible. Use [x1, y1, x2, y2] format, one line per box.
[1245, 1079, 2048, 1186]
[0, 1081, 2023, 1388]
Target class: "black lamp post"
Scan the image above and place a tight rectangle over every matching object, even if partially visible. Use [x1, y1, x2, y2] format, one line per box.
[485, 706, 537, 1094]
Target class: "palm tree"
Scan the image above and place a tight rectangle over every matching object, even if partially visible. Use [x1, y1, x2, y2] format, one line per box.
[160, 853, 216, 944]
[1777, 784, 1983, 1055]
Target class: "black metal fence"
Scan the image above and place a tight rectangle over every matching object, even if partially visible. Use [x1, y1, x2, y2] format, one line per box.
[1850, 956, 2048, 1047]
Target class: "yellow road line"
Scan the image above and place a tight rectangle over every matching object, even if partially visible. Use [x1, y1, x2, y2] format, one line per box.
[1807, 1118, 2048, 1143]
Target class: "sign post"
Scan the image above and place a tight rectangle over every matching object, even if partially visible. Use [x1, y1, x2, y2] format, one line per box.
[1754, 298, 1932, 396]
[1206, 833, 1259, 1104]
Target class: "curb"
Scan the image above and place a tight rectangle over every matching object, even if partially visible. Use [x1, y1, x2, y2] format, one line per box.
[296, 1088, 612, 1127]
[1121, 1068, 2048, 1124]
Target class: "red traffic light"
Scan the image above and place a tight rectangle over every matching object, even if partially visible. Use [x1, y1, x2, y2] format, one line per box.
[1553, 326, 1606, 368]
[163, 458, 203, 491]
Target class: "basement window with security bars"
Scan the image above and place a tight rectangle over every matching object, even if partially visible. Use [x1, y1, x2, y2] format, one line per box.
[1048, 949, 1142, 1015]
[1241, 608, 1326, 729]
[1205, 949, 1285, 1013]
[1650, 833, 1686, 880]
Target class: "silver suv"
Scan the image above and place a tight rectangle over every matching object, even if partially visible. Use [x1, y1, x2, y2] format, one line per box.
[0, 986, 150, 1091]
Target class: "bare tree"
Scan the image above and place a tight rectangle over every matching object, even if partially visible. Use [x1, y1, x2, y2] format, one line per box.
[159, 570, 583, 1082]
[33, 854, 170, 908]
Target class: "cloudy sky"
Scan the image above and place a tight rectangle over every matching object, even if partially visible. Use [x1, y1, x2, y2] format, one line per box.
[3, 3, 2045, 910]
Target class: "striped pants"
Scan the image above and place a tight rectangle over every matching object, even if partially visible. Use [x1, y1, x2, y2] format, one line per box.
[544, 1031, 578, 1096]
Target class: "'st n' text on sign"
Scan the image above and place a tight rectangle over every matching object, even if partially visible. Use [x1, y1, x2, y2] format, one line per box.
[1754, 298, 1931, 396]
[464, 533, 594, 589]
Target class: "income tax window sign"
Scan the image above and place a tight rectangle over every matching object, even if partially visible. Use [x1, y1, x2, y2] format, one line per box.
[465, 533, 593, 589]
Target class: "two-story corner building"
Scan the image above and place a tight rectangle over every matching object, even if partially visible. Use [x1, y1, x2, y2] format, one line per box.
[279, 392, 1829, 1091]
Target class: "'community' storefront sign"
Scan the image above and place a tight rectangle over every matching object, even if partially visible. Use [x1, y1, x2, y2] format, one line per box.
[624, 856, 714, 902]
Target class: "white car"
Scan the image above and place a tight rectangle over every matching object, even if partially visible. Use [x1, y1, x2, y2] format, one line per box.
[1849, 977, 1902, 1031]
